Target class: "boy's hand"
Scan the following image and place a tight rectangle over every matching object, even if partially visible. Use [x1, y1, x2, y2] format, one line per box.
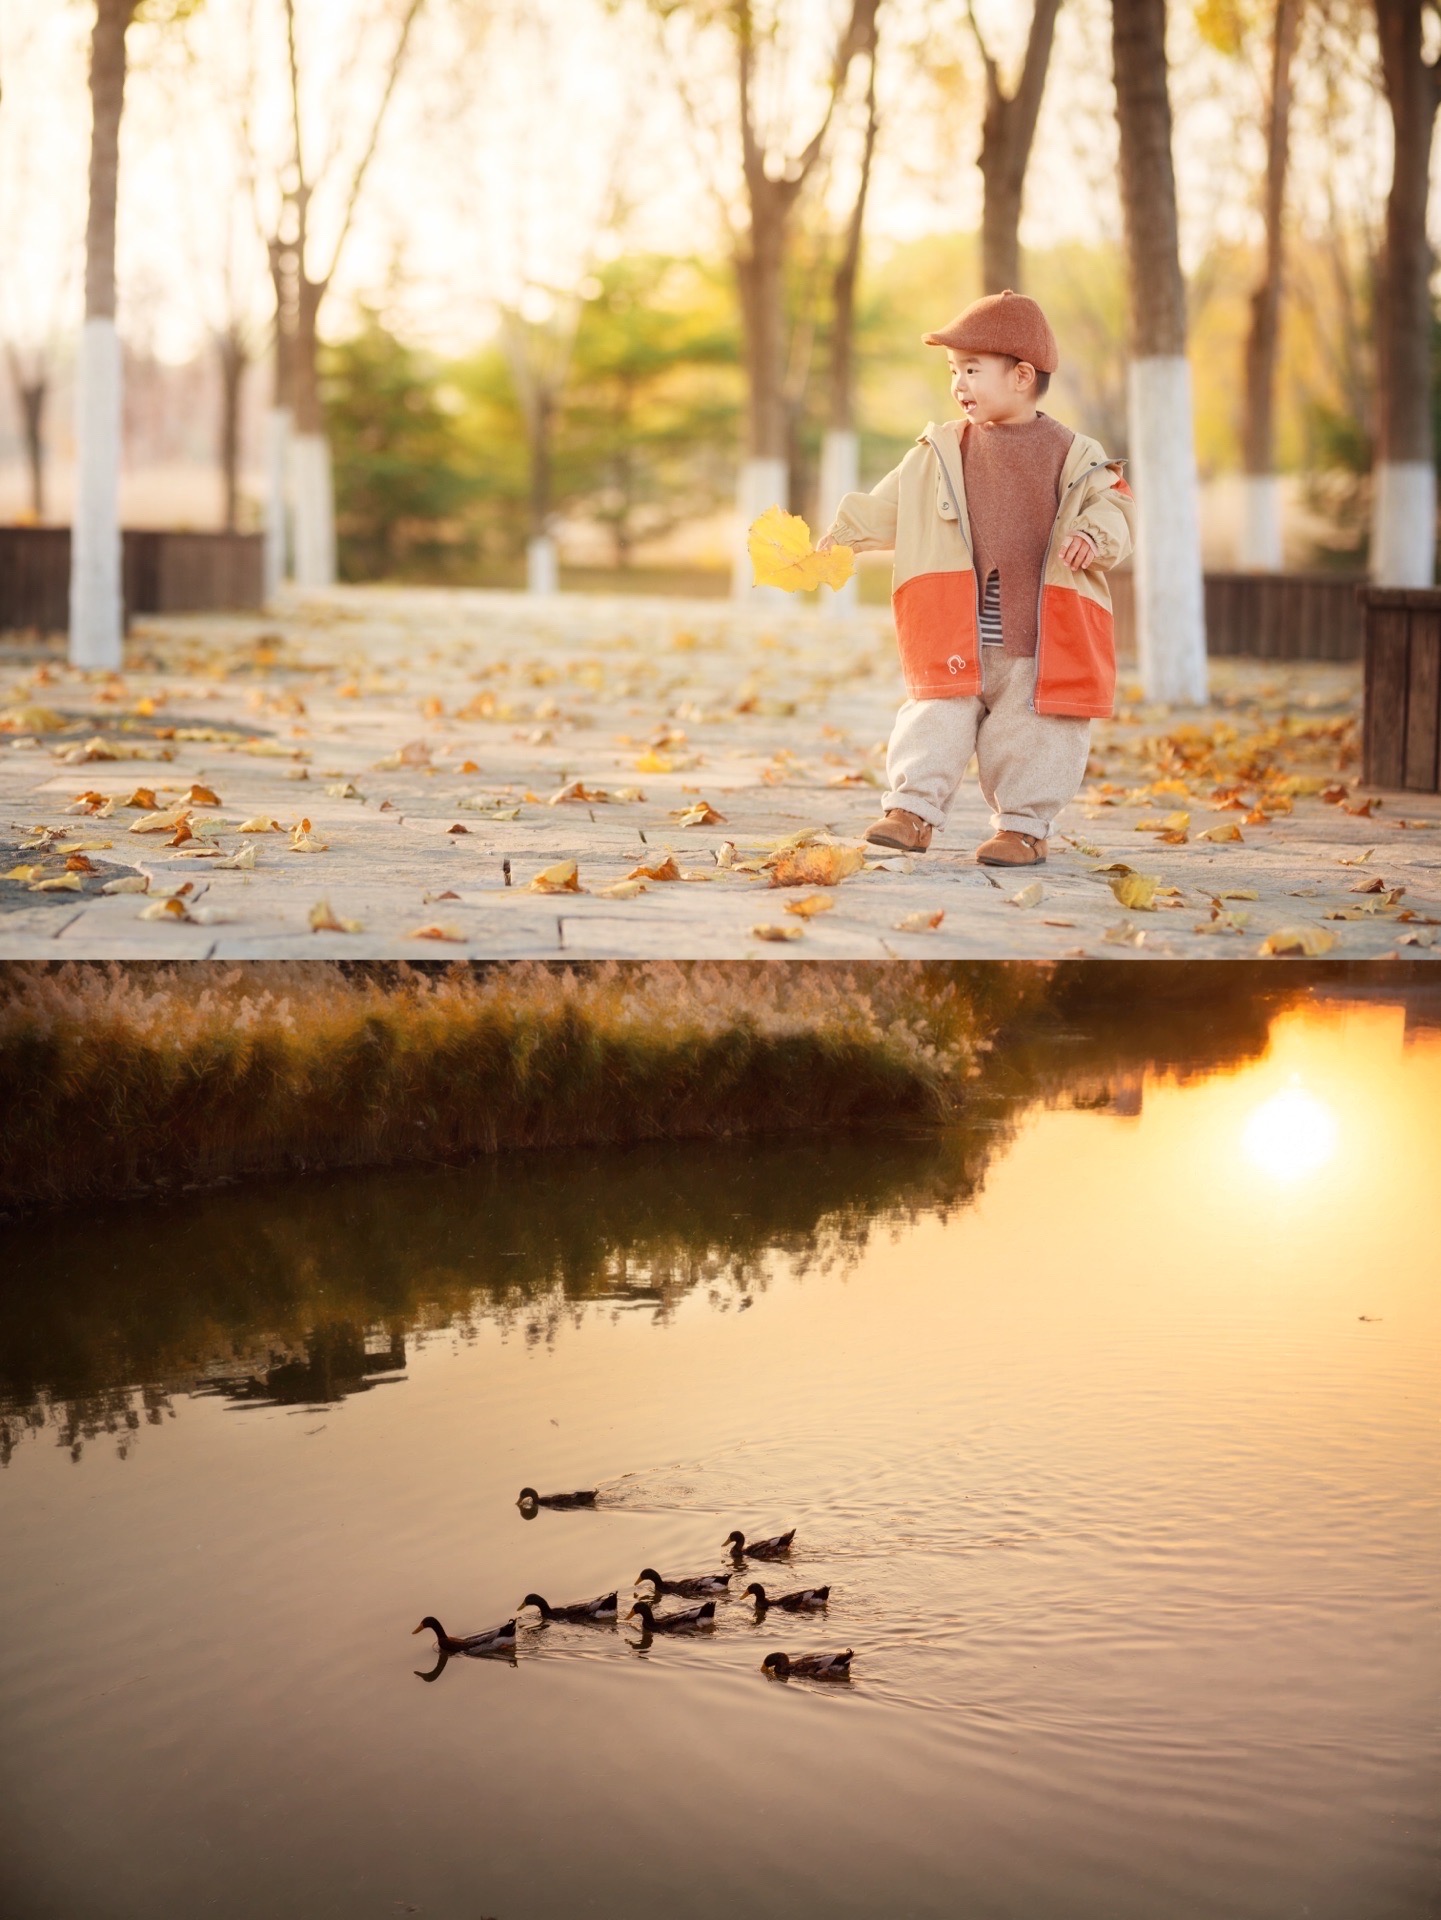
[815, 534, 836, 553]
[1059, 531, 1097, 570]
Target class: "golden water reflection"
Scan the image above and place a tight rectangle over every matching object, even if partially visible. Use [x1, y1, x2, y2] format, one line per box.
[0, 987, 1437, 1920]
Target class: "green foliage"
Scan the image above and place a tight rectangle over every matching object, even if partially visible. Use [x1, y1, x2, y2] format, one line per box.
[324, 260, 742, 580]
[323, 316, 480, 581]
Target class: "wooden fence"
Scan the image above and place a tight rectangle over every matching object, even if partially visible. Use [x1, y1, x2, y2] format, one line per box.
[0, 526, 264, 635]
[1110, 569, 1364, 663]
[1362, 588, 1441, 794]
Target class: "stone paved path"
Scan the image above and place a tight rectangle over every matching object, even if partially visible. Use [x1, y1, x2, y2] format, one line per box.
[1, 586, 1437, 960]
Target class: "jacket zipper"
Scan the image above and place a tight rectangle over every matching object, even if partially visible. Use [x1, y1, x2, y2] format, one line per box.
[922, 429, 981, 678]
[1031, 457, 1124, 714]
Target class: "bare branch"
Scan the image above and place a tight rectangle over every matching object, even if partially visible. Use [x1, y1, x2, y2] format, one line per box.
[318, 0, 425, 287]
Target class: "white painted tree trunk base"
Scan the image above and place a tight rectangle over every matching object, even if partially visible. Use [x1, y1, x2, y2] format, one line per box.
[290, 432, 336, 588]
[69, 317, 123, 669]
[733, 456, 789, 604]
[1127, 356, 1208, 705]
[264, 407, 292, 602]
[1236, 473, 1283, 572]
[1371, 462, 1436, 587]
[819, 429, 860, 615]
[527, 535, 559, 595]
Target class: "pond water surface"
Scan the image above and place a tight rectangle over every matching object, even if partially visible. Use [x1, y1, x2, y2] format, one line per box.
[2, 991, 1438, 1920]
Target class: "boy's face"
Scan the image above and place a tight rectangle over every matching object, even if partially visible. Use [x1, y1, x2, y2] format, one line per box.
[947, 350, 1036, 425]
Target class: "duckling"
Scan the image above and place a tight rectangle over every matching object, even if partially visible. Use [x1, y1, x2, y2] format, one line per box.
[724, 1528, 795, 1560]
[412, 1615, 518, 1656]
[627, 1598, 717, 1633]
[519, 1591, 618, 1624]
[635, 1567, 732, 1598]
[745, 1582, 829, 1614]
[516, 1486, 597, 1510]
[761, 1649, 853, 1681]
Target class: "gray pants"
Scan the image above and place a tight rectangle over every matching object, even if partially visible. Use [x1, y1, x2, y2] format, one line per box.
[883, 651, 1091, 837]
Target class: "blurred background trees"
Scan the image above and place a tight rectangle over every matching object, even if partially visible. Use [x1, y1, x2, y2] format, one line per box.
[0, 0, 1434, 662]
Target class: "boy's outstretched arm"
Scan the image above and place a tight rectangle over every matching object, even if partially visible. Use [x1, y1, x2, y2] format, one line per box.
[1069, 465, 1136, 571]
[818, 462, 901, 555]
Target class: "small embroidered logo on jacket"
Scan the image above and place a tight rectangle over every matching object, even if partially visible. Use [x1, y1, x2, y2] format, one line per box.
[947, 654, 966, 675]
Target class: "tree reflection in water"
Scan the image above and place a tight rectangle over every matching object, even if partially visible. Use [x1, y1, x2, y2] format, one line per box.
[2, 967, 1378, 1466]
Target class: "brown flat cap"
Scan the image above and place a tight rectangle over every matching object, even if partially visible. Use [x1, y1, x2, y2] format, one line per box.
[923, 289, 1058, 373]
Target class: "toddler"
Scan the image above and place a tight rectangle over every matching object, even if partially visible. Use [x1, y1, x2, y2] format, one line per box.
[820, 290, 1134, 866]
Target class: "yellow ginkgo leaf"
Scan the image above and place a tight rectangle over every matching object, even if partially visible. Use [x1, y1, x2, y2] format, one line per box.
[1110, 872, 1158, 911]
[784, 893, 836, 918]
[528, 860, 584, 894]
[1259, 925, 1336, 957]
[748, 505, 854, 593]
[766, 844, 865, 888]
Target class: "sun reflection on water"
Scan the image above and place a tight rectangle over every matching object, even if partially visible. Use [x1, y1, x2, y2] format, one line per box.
[1241, 1081, 1340, 1183]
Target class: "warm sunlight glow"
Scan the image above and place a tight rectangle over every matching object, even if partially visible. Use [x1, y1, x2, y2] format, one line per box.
[1241, 1082, 1340, 1183]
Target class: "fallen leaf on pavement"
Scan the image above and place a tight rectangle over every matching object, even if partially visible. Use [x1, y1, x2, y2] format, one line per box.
[407, 923, 466, 941]
[28, 872, 83, 892]
[1008, 881, 1044, 908]
[1196, 823, 1244, 843]
[626, 855, 682, 882]
[139, 896, 192, 921]
[785, 893, 836, 918]
[767, 844, 865, 888]
[672, 800, 727, 827]
[894, 909, 945, 932]
[549, 780, 611, 805]
[447, 823, 469, 834]
[596, 879, 647, 899]
[184, 783, 221, 806]
[529, 860, 584, 893]
[213, 845, 257, 871]
[237, 816, 282, 833]
[1102, 920, 1146, 947]
[101, 874, 149, 894]
[1110, 872, 1158, 911]
[324, 781, 364, 800]
[4, 864, 45, 882]
[1259, 925, 1337, 956]
[309, 900, 363, 933]
[751, 922, 805, 941]
[129, 808, 191, 834]
[289, 820, 329, 852]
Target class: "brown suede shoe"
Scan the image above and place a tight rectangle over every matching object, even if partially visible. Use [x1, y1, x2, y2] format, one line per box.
[864, 808, 933, 853]
[975, 829, 1047, 866]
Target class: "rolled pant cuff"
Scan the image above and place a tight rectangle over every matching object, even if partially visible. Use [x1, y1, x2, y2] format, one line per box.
[994, 811, 1050, 836]
[881, 792, 947, 830]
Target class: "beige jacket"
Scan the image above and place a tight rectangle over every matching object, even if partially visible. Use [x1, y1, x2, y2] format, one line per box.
[826, 417, 1136, 718]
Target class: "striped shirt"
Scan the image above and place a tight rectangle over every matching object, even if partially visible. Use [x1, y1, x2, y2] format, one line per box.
[979, 570, 1004, 646]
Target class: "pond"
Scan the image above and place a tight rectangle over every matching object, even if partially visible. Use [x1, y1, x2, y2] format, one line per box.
[1, 987, 1438, 1919]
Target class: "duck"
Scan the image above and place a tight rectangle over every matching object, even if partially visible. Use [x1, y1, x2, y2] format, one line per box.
[724, 1528, 795, 1560]
[745, 1582, 829, 1614]
[517, 1486, 598, 1510]
[412, 1615, 518, 1656]
[519, 1590, 618, 1623]
[635, 1567, 732, 1598]
[761, 1649, 853, 1681]
[627, 1598, 718, 1633]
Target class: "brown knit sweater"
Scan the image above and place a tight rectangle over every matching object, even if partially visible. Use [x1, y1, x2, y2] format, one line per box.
[959, 412, 1075, 656]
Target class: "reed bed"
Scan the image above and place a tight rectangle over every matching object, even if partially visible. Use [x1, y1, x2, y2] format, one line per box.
[0, 961, 1046, 1211]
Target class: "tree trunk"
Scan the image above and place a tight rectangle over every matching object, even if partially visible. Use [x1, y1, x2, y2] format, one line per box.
[218, 325, 247, 535]
[821, 50, 878, 615]
[1112, 0, 1208, 703]
[289, 272, 335, 587]
[70, 0, 136, 670]
[972, 0, 1063, 295]
[1238, 0, 1301, 571]
[264, 238, 298, 599]
[729, 0, 879, 599]
[6, 351, 47, 522]
[1372, 0, 1438, 585]
[526, 388, 558, 593]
